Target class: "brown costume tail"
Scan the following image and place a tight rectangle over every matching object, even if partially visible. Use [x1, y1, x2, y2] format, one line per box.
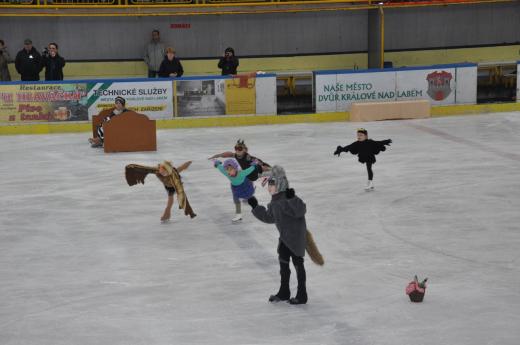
[306, 229, 324, 266]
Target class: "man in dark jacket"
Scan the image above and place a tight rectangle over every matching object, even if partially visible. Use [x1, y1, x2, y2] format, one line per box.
[158, 47, 183, 78]
[42, 42, 65, 81]
[15, 39, 43, 81]
[247, 165, 308, 305]
[218, 47, 239, 76]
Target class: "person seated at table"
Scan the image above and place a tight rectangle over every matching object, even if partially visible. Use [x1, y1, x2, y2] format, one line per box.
[89, 96, 128, 148]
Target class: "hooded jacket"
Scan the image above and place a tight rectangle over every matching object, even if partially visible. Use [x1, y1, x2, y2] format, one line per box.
[218, 47, 239, 76]
[252, 192, 307, 257]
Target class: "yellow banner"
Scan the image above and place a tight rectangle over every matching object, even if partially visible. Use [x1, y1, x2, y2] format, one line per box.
[225, 76, 256, 115]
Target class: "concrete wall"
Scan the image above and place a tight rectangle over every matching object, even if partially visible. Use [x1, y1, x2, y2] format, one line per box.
[0, 11, 367, 61]
[384, 3, 520, 51]
[0, 2, 518, 63]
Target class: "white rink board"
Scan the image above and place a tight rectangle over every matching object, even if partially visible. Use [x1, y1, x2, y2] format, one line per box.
[255, 76, 277, 115]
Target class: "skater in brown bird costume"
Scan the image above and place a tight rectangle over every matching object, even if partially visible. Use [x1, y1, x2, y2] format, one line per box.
[125, 160, 196, 222]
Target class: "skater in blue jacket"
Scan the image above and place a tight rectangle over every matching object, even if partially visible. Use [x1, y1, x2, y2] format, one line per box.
[214, 158, 262, 223]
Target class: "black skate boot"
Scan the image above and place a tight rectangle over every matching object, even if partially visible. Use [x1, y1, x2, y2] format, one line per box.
[289, 260, 307, 305]
[269, 262, 290, 303]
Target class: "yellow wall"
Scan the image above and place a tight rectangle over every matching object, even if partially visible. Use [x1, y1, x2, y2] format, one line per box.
[6, 53, 368, 80]
[386, 45, 520, 66]
[5, 45, 520, 80]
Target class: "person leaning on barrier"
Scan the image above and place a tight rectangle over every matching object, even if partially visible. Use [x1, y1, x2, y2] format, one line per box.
[42, 42, 65, 81]
[88, 96, 128, 148]
[144, 29, 165, 78]
[15, 39, 43, 81]
[0, 39, 11, 81]
[218, 47, 239, 76]
[158, 47, 184, 78]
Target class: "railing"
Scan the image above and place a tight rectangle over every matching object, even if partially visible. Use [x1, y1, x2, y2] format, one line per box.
[0, 0, 511, 8]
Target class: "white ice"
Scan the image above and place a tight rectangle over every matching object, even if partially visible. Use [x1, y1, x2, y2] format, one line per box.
[1, 113, 520, 345]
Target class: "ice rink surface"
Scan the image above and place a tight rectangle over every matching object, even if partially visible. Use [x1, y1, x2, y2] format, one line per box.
[1, 113, 520, 345]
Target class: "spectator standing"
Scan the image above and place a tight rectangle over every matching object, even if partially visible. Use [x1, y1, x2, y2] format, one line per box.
[0, 39, 11, 81]
[42, 42, 65, 81]
[15, 39, 43, 81]
[218, 47, 239, 76]
[144, 29, 165, 78]
[158, 47, 184, 78]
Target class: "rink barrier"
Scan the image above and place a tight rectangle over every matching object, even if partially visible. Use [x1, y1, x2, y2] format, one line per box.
[0, 112, 349, 135]
[314, 63, 477, 112]
[2, 102, 520, 135]
[350, 100, 430, 121]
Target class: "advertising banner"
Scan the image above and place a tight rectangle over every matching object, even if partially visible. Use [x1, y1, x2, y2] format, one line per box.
[315, 64, 477, 112]
[175, 79, 226, 117]
[0, 83, 89, 123]
[87, 80, 174, 120]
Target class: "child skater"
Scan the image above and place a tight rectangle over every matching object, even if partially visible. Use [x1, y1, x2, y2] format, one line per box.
[209, 139, 271, 212]
[334, 128, 392, 190]
[125, 160, 196, 222]
[214, 158, 262, 223]
[247, 166, 323, 305]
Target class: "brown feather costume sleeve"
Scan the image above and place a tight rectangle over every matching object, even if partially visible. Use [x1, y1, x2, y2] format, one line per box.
[125, 164, 158, 186]
[168, 167, 196, 219]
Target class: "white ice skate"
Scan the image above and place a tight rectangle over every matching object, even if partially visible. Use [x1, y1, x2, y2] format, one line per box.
[232, 214, 243, 223]
[365, 180, 374, 191]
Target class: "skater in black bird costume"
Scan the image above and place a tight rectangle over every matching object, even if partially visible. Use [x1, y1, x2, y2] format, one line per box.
[334, 128, 392, 190]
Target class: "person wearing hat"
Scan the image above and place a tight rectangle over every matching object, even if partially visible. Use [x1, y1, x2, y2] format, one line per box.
[125, 160, 196, 222]
[333, 128, 392, 190]
[247, 166, 309, 305]
[209, 139, 270, 221]
[15, 39, 43, 81]
[213, 157, 262, 223]
[218, 47, 239, 76]
[208, 139, 270, 182]
[89, 96, 128, 148]
[158, 47, 183, 78]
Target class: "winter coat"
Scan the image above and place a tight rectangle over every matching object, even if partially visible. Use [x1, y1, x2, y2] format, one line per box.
[218, 56, 239, 76]
[0, 48, 12, 81]
[158, 57, 184, 78]
[15, 47, 43, 81]
[43, 54, 65, 81]
[144, 41, 165, 72]
[252, 192, 307, 257]
[341, 139, 391, 164]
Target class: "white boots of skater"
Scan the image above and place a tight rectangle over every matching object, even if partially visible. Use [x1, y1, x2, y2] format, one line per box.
[365, 180, 374, 191]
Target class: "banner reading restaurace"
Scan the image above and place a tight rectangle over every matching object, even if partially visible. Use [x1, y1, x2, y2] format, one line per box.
[87, 80, 174, 119]
[0, 83, 89, 123]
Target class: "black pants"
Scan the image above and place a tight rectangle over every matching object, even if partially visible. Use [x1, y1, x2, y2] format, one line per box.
[277, 241, 307, 299]
[366, 162, 374, 180]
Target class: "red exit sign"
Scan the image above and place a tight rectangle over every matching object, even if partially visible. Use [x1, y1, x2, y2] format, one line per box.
[170, 23, 191, 29]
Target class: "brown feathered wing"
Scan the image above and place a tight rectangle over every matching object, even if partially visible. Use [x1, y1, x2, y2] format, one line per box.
[125, 164, 158, 186]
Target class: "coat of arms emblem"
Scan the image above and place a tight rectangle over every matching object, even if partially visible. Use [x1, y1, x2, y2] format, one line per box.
[426, 71, 453, 101]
